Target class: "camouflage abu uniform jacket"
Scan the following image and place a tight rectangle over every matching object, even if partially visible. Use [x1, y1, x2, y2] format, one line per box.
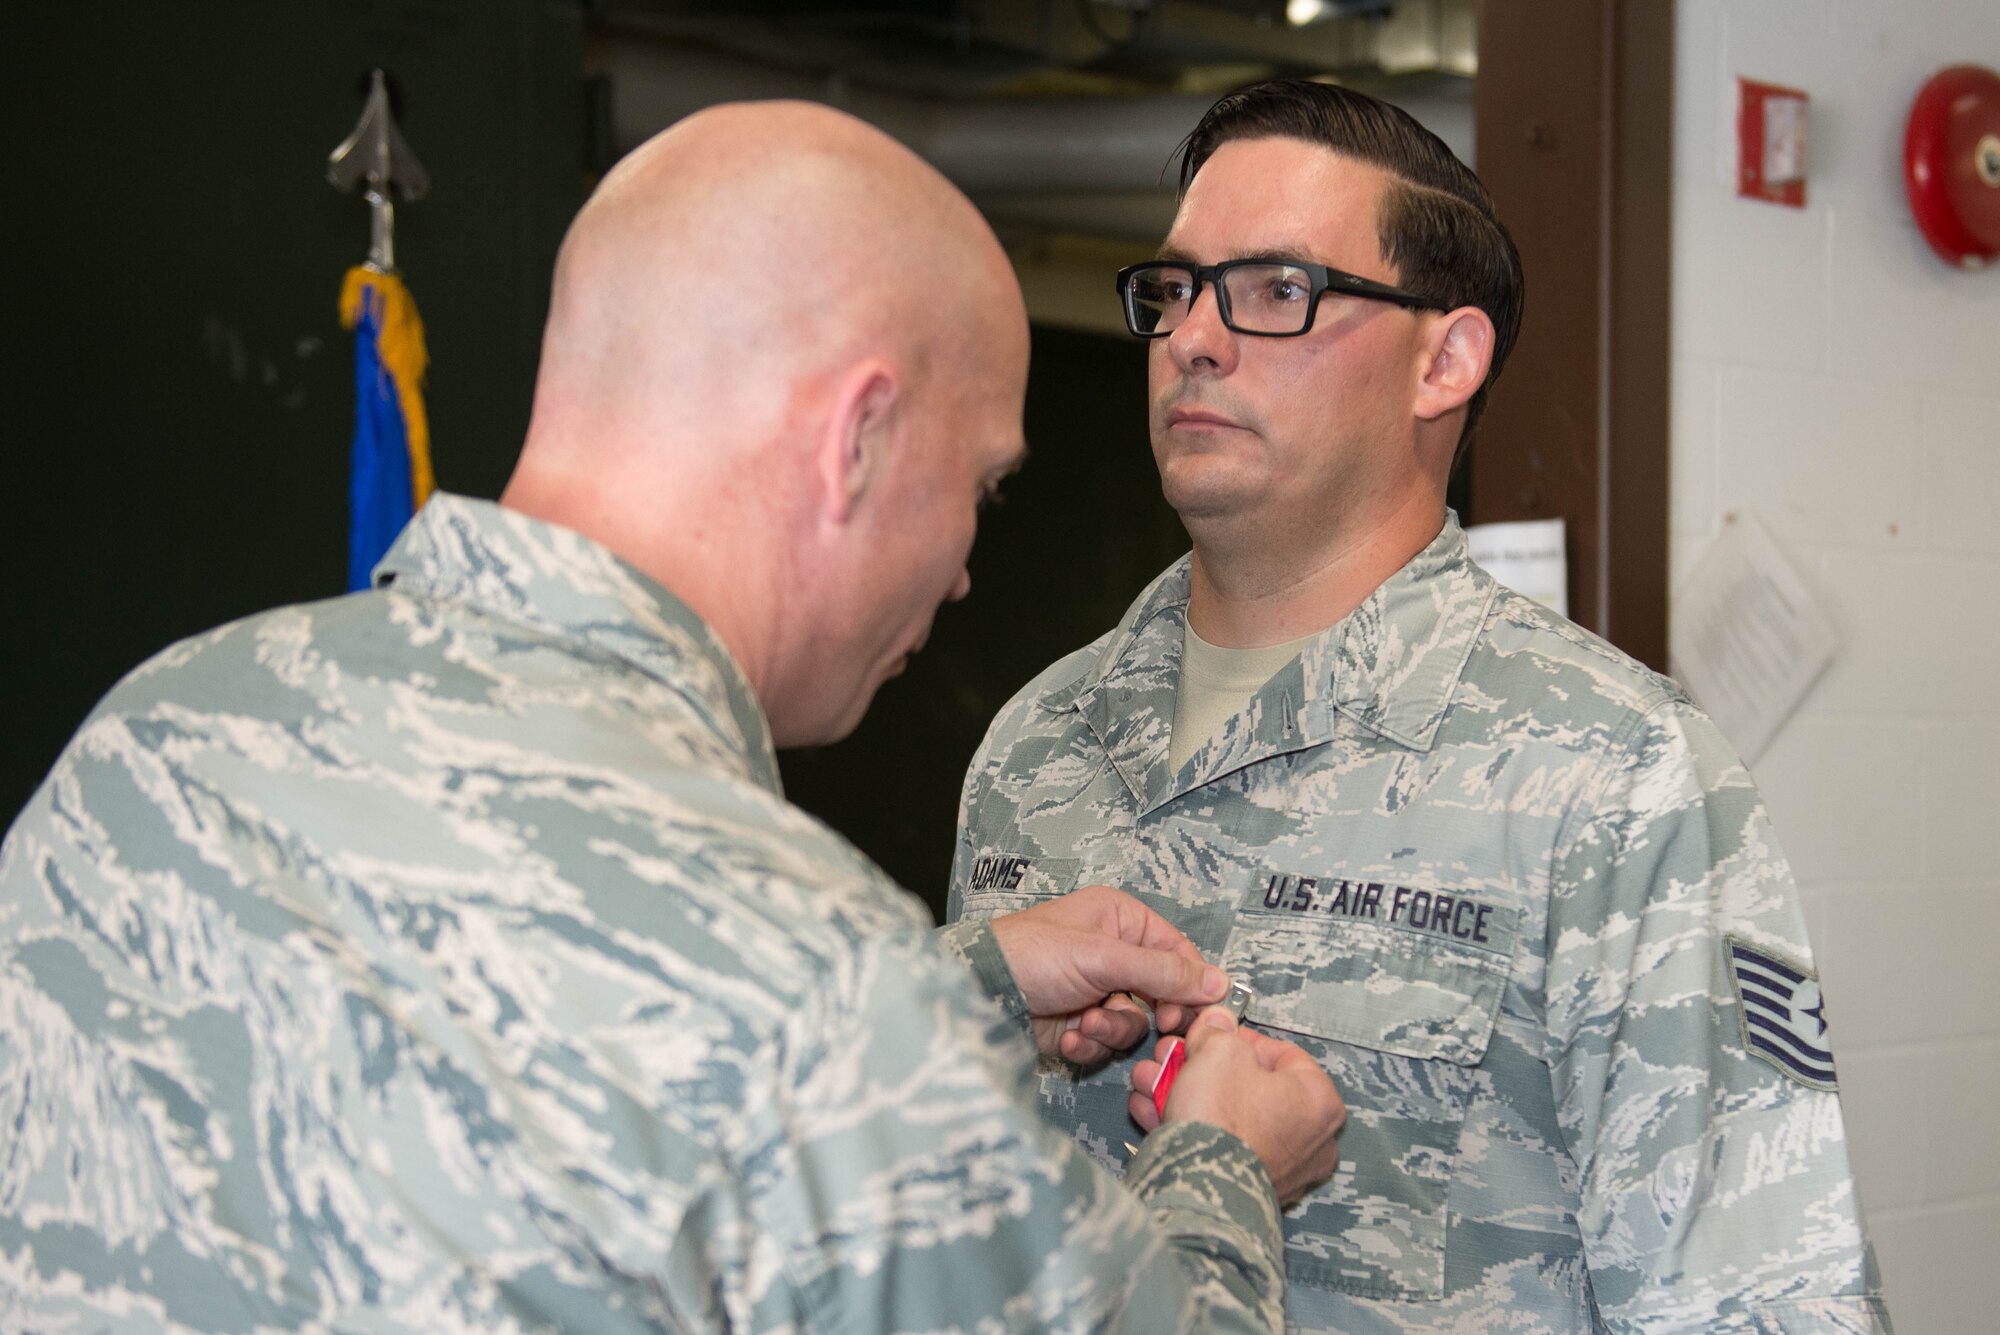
[0, 494, 1286, 1333]
[950, 515, 1891, 1334]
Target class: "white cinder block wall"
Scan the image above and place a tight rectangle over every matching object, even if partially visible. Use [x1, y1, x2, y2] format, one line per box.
[1672, 2, 2000, 1329]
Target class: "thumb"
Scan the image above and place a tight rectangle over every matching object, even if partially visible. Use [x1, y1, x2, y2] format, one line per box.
[1184, 1004, 1241, 1054]
[1084, 939, 1228, 1009]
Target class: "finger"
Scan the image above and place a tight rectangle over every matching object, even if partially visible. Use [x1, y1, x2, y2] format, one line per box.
[1103, 991, 1151, 1018]
[1153, 1002, 1194, 1036]
[1087, 887, 1209, 970]
[1085, 1001, 1153, 1050]
[1127, 1090, 1162, 1133]
[1084, 939, 1228, 1012]
[1126, 1059, 1168, 1121]
[1059, 1029, 1115, 1066]
[1071, 1003, 1151, 1055]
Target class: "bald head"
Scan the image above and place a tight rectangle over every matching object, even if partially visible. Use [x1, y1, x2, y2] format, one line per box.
[502, 101, 1031, 745]
[516, 102, 1012, 481]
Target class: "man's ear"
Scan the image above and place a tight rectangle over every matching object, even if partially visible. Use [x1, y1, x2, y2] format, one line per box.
[1413, 306, 1495, 423]
[817, 358, 900, 524]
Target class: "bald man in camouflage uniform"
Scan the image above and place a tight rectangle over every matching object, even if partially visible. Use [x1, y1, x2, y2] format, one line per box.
[950, 82, 1890, 1332]
[0, 103, 1348, 1331]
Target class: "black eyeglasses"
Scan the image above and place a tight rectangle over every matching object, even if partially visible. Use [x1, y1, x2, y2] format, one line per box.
[1114, 258, 1446, 338]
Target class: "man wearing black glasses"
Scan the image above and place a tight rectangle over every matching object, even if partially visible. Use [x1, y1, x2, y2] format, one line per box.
[950, 80, 1888, 1333]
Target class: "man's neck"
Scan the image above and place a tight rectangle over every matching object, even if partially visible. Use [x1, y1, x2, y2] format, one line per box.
[1184, 492, 1447, 648]
[500, 454, 783, 705]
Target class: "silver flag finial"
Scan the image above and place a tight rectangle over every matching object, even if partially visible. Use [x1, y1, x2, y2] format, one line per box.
[327, 70, 429, 272]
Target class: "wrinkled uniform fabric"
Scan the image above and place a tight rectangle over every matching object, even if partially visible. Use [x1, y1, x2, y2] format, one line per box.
[950, 517, 1891, 1334]
[0, 494, 1285, 1333]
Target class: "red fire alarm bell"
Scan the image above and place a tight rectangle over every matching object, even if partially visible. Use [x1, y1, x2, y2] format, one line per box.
[1739, 78, 1810, 208]
[1904, 64, 2000, 270]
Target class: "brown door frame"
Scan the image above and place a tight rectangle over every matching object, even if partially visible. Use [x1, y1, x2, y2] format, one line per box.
[1471, 0, 1673, 671]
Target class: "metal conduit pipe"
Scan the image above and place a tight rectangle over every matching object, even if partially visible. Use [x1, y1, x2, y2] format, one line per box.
[923, 93, 1226, 193]
[588, 31, 1474, 241]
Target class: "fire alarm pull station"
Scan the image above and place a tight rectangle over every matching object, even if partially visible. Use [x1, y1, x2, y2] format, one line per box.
[1904, 64, 2000, 270]
[1739, 78, 1810, 208]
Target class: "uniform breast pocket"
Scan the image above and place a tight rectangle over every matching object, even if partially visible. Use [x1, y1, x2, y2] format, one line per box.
[955, 853, 1080, 922]
[1221, 886, 1517, 1303]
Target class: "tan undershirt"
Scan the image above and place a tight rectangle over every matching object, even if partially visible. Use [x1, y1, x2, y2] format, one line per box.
[1168, 622, 1320, 773]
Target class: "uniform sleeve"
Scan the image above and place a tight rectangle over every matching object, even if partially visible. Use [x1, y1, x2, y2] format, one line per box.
[735, 923, 1286, 1334]
[944, 724, 988, 925]
[932, 915, 1035, 1047]
[946, 653, 1085, 927]
[1543, 700, 1892, 1333]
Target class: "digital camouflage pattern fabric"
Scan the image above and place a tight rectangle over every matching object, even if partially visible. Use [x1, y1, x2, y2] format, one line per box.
[0, 494, 1287, 1333]
[951, 515, 1891, 1334]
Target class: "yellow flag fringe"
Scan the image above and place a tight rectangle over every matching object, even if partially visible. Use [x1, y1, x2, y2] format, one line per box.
[339, 267, 434, 506]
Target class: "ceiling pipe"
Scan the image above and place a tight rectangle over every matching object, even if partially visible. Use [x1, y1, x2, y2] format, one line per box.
[587, 31, 1474, 241]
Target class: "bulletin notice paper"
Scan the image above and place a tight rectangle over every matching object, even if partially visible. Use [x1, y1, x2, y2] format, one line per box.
[1669, 514, 1836, 764]
[1466, 518, 1568, 619]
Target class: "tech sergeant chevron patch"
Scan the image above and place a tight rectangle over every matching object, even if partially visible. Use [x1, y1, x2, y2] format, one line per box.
[1727, 936, 1839, 1091]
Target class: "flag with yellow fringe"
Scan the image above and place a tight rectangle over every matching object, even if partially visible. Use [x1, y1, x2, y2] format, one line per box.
[340, 266, 433, 591]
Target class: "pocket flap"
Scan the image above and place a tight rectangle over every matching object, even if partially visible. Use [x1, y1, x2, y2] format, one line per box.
[1224, 895, 1514, 1066]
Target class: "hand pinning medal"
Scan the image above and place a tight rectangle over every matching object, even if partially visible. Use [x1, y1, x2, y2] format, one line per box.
[1151, 980, 1255, 1117]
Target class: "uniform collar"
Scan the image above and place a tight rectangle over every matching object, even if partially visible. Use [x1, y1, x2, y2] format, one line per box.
[374, 494, 783, 797]
[1048, 513, 1493, 812]
[1313, 512, 1495, 751]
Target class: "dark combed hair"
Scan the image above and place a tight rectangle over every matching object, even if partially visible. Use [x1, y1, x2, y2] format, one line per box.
[1178, 78, 1525, 461]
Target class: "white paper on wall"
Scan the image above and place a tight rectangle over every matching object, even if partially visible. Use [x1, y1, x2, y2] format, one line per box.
[1668, 513, 1836, 764]
[1466, 518, 1569, 619]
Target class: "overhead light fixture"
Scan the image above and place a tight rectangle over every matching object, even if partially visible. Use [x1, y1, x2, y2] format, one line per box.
[1284, 0, 1397, 25]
